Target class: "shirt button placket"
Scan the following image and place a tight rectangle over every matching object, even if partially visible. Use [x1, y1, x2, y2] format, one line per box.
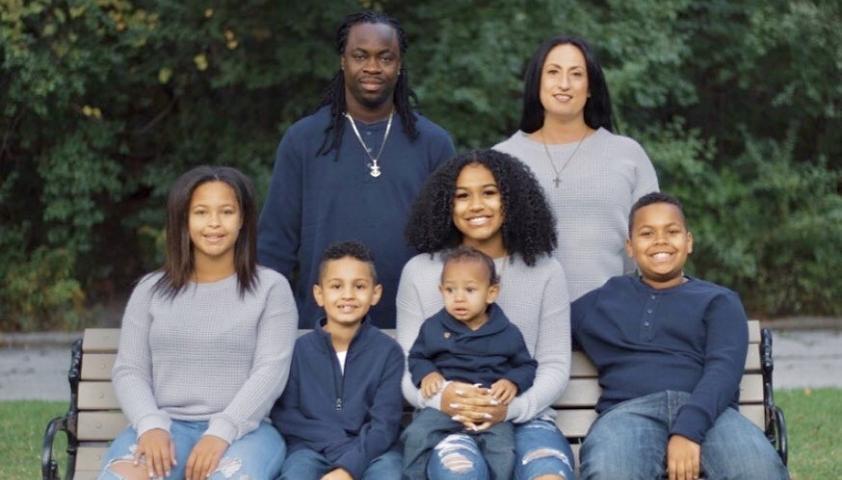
[642, 294, 658, 341]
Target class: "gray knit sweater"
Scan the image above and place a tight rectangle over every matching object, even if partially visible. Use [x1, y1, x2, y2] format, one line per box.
[396, 253, 571, 423]
[494, 129, 659, 301]
[112, 267, 298, 443]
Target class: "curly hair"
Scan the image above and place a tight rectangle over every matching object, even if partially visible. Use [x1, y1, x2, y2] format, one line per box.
[406, 150, 557, 266]
[442, 245, 500, 285]
[317, 240, 378, 283]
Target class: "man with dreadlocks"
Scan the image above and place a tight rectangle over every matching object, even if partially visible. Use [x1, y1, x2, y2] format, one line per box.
[258, 11, 455, 329]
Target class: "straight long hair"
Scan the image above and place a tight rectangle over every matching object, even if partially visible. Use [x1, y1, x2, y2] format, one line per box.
[519, 35, 614, 133]
[153, 165, 259, 298]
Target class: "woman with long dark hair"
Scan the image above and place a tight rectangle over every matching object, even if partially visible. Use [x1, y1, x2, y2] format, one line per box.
[495, 35, 659, 301]
[397, 150, 575, 480]
[99, 166, 297, 480]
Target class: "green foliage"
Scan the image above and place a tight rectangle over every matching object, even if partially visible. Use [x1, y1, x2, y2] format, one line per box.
[1, 0, 839, 328]
[0, 401, 69, 479]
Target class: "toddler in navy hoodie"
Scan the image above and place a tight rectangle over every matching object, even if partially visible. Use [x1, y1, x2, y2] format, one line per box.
[401, 246, 537, 479]
[271, 241, 404, 480]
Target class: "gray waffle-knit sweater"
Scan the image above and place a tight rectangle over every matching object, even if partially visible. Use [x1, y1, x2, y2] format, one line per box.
[111, 267, 298, 443]
[494, 129, 659, 301]
[396, 253, 571, 423]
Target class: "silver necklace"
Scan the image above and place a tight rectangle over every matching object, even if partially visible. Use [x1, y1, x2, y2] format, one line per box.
[344, 110, 394, 178]
[540, 129, 589, 187]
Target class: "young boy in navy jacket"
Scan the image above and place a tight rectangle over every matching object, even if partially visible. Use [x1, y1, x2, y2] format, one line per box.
[573, 192, 789, 480]
[271, 241, 404, 480]
[401, 246, 537, 480]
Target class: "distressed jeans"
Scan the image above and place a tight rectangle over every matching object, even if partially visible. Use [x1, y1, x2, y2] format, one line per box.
[579, 390, 789, 480]
[402, 407, 515, 480]
[425, 417, 576, 480]
[98, 420, 285, 480]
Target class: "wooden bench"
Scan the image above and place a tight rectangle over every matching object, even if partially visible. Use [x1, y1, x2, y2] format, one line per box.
[42, 321, 787, 479]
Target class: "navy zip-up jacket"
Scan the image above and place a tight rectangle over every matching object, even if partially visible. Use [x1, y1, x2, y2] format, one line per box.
[271, 318, 404, 479]
[408, 303, 537, 393]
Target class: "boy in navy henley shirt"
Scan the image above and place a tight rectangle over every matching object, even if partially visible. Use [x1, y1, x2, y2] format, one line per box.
[572, 192, 788, 480]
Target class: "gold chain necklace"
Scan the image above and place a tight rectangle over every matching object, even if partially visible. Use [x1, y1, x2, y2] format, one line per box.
[540, 129, 589, 188]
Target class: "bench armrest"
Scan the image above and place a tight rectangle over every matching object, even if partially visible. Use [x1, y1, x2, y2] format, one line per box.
[42, 416, 69, 480]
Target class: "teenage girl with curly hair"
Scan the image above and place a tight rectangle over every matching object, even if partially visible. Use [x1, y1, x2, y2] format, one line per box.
[397, 150, 575, 480]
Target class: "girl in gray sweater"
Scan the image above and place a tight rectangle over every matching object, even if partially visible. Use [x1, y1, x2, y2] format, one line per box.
[397, 150, 574, 480]
[99, 166, 297, 480]
[495, 35, 659, 302]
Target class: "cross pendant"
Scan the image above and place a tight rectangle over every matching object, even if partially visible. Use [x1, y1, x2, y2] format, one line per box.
[553, 177, 561, 188]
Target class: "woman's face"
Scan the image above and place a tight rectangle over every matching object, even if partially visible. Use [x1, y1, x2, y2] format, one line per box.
[452, 163, 505, 257]
[539, 43, 589, 124]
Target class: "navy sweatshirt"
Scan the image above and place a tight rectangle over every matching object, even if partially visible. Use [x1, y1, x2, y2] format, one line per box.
[571, 275, 748, 444]
[271, 318, 404, 479]
[408, 304, 537, 393]
[257, 106, 455, 329]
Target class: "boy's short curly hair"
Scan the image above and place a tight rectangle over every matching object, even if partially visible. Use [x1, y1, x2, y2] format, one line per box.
[317, 240, 378, 283]
[628, 192, 686, 235]
[405, 149, 557, 266]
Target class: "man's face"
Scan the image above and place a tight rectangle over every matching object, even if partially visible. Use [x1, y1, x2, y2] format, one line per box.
[341, 22, 401, 112]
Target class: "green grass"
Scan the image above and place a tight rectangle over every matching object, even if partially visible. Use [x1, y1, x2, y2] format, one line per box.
[0, 401, 68, 480]
[1, 391, 841, 479]
[777, 388, 842, 480]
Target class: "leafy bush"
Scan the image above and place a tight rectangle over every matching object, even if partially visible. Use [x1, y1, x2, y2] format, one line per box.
[1, 0, 839, 328]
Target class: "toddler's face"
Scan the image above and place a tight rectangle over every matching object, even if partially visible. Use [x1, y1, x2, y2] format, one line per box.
[439, 260, 499, 330]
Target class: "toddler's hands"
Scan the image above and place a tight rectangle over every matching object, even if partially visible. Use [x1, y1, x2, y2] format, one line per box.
[489, 378, 518, 405]
[421, 371, 445, 398]
[321, 468, 354, 480]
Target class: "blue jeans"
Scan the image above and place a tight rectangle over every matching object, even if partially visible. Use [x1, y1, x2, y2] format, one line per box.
[402, 407, 515, 480]
[579, 391, 789, 480]
[425, 417, 576, 480]
[98, 420, 285, 480]
[279, 447, 402, 480]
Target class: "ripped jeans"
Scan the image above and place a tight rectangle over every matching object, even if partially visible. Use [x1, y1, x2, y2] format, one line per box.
[425, 417, 576, 480]
[98, 420, 285, 480]
[402, 407, 515, 480]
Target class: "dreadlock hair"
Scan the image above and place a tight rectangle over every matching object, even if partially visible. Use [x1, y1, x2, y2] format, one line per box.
[406, 150, 557, 266]
[317, 10, 419, 156]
